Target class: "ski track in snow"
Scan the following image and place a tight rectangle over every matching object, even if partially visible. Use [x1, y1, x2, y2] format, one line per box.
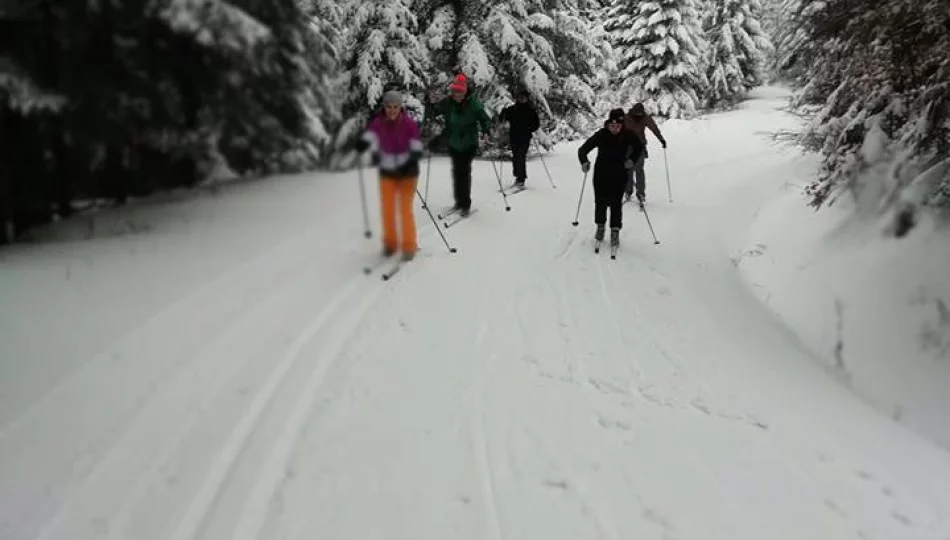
[3, 87, 950, 540]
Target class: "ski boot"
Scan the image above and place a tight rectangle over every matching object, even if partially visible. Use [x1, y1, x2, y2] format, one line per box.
[594, 224, 605, 253]
[401, 250, 416, 262]
[610, 228, 620, 259]
[382, 246, 396, 257]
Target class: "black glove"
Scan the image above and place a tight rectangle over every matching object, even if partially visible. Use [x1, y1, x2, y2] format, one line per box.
[370, 152, 379, 166]
[660, 138, 667, 149]
[352, 138, 370, 152]
[394, 155, 420, 177]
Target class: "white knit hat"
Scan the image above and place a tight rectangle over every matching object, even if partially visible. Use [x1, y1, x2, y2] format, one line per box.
[382, 89, 403, 106]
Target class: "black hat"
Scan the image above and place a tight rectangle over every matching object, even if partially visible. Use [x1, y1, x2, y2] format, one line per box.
[608, 108, 625, 123]
[630, 103, 646, 116]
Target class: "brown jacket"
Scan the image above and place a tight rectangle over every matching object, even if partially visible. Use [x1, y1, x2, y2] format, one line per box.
[624, 113, 664, 146]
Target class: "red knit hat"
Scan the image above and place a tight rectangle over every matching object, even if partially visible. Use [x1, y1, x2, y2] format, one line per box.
[448, 74, 468, 93]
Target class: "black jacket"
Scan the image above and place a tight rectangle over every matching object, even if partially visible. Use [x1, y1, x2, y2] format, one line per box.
[578, 126, 644, 194]
[500, 102, 540, 145]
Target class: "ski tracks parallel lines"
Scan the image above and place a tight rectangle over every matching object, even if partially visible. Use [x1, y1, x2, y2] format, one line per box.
[231, 281, 388, 540]
[34, 254, 325, 540]
[177, 213, 453, 540]
[470, 306, 505, 540]
[169, 277, 363, 540]
[0, 224, 329, 438]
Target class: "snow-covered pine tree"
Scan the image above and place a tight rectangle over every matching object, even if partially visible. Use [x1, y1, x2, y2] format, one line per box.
[297, 0, 346, 160]
[792, 0, 950, 236]
[212, 0, 320, 174]
[526, 0, 612, 143]
[1, 0, 325, 240]
[772, 0, 826, 87]
[606, 0, 709, 118]
[332, 0, 431, 163]
[758, 0, 783, 81]
[703, 0, 773, 109]
[419, 0, 607, 150]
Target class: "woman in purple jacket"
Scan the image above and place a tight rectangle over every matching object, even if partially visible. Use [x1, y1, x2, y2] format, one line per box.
[355, 90, 424, 260]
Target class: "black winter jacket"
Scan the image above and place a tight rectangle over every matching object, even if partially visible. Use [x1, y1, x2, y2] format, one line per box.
[500, 102, 540, 145]
[577, 126, 644, 194]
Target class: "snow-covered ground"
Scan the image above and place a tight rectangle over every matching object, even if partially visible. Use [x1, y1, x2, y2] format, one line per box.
[736, 177, 950, 450]
[2, 86, 949, 540]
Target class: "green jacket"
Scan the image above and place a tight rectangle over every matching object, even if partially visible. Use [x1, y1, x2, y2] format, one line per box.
[426, 95, 492, 152]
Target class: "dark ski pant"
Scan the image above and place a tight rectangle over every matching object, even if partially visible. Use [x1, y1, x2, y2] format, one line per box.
[594, 184, 623, 229]
[511, 139, 530, 182]
[449, 146, 477, 210]
[625, 155, 646, 199]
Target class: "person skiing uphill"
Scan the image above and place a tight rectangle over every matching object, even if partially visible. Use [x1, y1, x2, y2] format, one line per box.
[499, 89, 540, 188]
[623, 103, 667, 204]
[354, 89, 424, 261]
[426, 74, 492, 215]
[578, 108, 644, 249]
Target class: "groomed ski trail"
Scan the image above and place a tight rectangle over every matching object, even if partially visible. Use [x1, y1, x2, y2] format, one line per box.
[2, 86, 950, 540]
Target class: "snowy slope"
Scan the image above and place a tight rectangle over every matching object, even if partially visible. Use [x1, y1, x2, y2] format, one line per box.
[2, 86, 950, 540]
[737, 180, 950, 450]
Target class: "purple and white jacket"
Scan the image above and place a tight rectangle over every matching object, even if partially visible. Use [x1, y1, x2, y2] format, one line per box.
[362, 112, 424, 178]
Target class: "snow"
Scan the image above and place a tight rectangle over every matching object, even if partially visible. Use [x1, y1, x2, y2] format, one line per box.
[737, 171, 950, 451]
[2, 86, 950, 539]
[157, 0, 272, 53]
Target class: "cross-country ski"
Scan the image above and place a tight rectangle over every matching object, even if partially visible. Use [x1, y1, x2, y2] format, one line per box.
[443, 208, 477, 228]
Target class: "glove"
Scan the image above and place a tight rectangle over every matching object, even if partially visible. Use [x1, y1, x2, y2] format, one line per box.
[624, 159, 633, 169]
[352, 138, 370, 152]
[660, 139, 667, 149]
[370, 152, 379, 167]
[580, 161, 590, 173]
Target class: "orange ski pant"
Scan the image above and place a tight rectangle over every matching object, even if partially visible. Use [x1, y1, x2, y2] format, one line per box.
[379, 175, 418, 253]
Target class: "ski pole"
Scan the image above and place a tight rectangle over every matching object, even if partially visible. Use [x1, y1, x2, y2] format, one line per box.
[421, 150, 432, 209]
[357, 160, 372, 238]
[534, 139, 556, 188]
[571, 171, 588, 226]
[663, 147, 672, 202]
[489, 156, 511, 211]
[416, 188, 457, 252]
[641, 205, 660, 244]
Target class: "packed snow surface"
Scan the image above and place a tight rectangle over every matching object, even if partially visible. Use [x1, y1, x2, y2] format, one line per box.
[2, 86, 949, 540]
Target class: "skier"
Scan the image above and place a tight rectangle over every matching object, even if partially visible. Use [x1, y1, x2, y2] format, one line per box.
[354, 89, 424, 261]
[623, 103, 667, 204]
[578, 108, 644, 250]
[425, 73, 492, 216]
[499, 89, 540, 188]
